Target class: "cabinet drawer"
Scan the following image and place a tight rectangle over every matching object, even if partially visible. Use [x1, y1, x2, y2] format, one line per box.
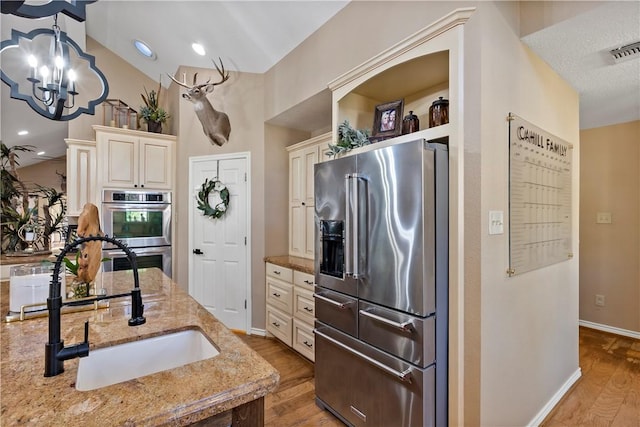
[293, 270, 315, 290]
[294, 287, 315, 323]
[266, 278, 293, 315]
[292, 319, 315, 361]
[266, 262, 293, 282]
[266, 306, 292, 346]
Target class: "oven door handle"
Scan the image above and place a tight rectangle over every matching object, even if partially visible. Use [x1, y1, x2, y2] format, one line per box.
[314, 329, 412, 383]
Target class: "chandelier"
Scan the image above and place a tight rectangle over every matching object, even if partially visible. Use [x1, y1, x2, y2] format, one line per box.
[0, 14, 109, 121]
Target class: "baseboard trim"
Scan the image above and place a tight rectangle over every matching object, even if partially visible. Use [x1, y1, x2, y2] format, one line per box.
[249, 328, 267, 337]
[528, 368, 582, 427]
[579, 320, 640, 340]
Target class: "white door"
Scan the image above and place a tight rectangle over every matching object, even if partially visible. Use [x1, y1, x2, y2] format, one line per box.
[189, 153, 250, 332]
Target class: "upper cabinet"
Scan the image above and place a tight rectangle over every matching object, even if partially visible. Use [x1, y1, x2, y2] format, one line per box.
[65, 138, 97, 216]
[287, 132, 332, 259]
[94, 125, 176, 190]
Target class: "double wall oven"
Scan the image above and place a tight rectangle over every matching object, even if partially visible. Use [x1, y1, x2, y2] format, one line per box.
[101, 189, 172, 277]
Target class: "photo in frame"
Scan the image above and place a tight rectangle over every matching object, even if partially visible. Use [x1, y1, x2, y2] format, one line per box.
[371, 99, 404, 141]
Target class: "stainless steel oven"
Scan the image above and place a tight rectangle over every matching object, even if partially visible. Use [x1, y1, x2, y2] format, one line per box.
[102, 245, 172, 278]
[101, 189, 171, 249]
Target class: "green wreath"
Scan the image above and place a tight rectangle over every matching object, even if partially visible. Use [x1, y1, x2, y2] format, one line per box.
[196, 178, 230, 219]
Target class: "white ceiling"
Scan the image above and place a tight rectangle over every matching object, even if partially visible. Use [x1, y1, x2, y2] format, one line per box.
[2, 1, 639, 167]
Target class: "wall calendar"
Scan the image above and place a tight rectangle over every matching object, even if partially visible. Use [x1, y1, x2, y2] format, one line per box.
[508, 113, 573, 276]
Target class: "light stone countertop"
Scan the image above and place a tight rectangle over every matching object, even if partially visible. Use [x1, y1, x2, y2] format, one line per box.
[0, 268, 279, 426]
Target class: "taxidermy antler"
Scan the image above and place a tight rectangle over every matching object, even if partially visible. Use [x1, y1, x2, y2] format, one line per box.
[168, 58, 231, 147]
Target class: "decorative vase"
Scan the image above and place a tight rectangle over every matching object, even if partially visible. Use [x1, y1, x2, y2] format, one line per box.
[147, 121, 162, 133]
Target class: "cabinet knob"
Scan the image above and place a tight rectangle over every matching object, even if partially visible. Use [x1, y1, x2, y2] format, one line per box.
[301, 202, 305, 206]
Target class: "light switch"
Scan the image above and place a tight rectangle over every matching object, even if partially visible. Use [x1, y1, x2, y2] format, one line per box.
[596, 212, 612, 224]
[489, 210, 504, 235]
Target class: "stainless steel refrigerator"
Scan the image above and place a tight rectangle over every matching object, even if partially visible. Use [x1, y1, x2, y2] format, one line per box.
[313, 138, 448, 427]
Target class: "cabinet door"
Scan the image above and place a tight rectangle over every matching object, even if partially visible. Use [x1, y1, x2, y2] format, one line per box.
[101, 133, 138, 188]
[289, 204, 305, 257]
[139, 138, 173, 189]
[303, 147, 317, 206]
[66, 140, 97, 216]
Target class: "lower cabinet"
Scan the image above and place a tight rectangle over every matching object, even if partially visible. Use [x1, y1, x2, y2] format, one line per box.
[265, 262, 315, 361]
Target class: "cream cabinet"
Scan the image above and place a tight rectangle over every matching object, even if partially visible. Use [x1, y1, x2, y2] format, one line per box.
[65, 139, 98, 216]
[286, 132, 332, 260]
[265, 262, 316, 361]
[94, 125, 175, 190]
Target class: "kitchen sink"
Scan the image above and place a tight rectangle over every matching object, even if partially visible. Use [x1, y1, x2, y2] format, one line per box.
[76, 329, 220, 391]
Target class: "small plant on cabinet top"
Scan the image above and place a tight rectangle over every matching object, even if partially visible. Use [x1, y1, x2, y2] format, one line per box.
[139, 78, 170, 127]
[327, 120, 371, 157]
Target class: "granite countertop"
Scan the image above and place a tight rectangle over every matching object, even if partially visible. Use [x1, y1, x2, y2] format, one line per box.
[263, 255, 314, 275]
[0, 268, 279, 426]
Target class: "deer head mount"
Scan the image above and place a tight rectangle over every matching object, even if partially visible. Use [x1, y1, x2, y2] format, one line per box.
[168, 58, 231, 147]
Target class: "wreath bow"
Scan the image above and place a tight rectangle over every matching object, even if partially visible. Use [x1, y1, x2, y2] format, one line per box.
[197, 178, 230, 219]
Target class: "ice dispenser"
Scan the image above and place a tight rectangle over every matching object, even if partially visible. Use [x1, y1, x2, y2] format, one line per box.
[320, 220, 344, 278]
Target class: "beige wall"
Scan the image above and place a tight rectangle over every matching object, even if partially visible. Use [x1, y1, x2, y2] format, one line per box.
[580, 120, 640, 333]
[69, 37, 171, 141]
[171, 66, 266, 328]
[14, 156, 66, 193]
[465, 2, 580, 425]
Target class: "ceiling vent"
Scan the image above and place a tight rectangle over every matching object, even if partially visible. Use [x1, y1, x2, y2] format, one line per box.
[609, 41, 640, 63]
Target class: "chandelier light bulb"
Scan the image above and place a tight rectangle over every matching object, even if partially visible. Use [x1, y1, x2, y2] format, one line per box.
[27, 54, 38, 68]
[54, 55, 64, 69]
[67, 69, 76, 81]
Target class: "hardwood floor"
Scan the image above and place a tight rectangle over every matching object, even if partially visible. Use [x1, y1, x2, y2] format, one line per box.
[237, 334, 343, 427]
[542, 327, 640, 427]
[239, 327, 640, 427]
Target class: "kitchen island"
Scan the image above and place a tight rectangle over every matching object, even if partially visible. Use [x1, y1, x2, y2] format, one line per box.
[0, 268, 279, 426]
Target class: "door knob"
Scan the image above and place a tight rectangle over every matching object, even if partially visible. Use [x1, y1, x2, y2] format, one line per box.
[193, 249, 203, 255]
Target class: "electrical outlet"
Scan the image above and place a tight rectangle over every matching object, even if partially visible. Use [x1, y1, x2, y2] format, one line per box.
[596, 212, 612, 224]
[595, 294, 605, 307]
[489, 210, 504, 235]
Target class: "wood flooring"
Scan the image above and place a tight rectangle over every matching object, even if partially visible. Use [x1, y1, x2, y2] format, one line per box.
[542, 327, 640, 427]
[238, 326, 640, 427]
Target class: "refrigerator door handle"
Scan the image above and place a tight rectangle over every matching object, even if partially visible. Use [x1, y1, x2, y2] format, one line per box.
[344, 174, 353, 277]
[359, 309, 414, 332]
[314, 293, 353, 309]
[314, 329, 413, 383]
[351, 174, 361, 279]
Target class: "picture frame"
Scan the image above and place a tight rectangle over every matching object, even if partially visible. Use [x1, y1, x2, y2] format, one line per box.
[372, 99, 404, 140]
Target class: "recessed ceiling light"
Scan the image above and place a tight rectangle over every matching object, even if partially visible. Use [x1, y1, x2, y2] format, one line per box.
[37, 151, 45, 156]
[17, 130, 28, 136]
[133, 39, 156, 60]
[192, 43, 206, 56]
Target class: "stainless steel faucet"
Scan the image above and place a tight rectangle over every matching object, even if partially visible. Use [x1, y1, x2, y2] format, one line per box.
[44, 235, 145, 377]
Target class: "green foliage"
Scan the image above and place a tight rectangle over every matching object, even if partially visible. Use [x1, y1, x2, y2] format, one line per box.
[327, 120, 371, 157]
[140, 78, 169, 124]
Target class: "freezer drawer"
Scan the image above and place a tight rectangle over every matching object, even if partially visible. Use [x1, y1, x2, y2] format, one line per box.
[315, 323, 435, 427]
[314, 286, 358, 337]
[358, 301, 435, 368]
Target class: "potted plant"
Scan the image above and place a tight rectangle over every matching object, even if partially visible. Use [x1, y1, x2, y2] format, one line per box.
[139, 79, 169, 133]
[326, 120, 371, 157]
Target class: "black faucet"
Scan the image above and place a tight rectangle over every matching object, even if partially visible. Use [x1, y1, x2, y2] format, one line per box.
[44, 235, 146, 377]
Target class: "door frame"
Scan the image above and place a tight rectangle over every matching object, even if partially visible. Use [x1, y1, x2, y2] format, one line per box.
[188, 152, 252, 333]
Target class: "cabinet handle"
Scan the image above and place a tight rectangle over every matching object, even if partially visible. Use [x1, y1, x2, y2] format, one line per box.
[304, 280, 314, 285]
[272, 321, 280, 327]
[303, 340, 313, 348]
[273, 270, 281, 275]
[272, 292, 281, 298]
[303, 306, 314, 312]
